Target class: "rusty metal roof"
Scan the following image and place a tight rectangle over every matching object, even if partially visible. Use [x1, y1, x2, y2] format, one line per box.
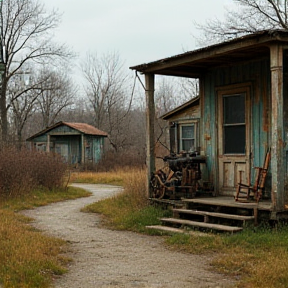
[26, 121, 108, 141]
[63, 122, 108, 136]
[130, 30, 288, 78]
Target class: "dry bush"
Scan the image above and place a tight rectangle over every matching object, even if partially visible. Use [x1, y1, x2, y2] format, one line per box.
[0, 147, 67, 197]
[31, 151, 68, 190]
[82, 149, 146, 172]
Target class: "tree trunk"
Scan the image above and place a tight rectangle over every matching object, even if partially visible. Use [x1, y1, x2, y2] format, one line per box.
[0, 76, 8, 144]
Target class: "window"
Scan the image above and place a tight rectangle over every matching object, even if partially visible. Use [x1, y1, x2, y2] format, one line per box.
[223, 94, 246, 154]
[169, 121, 199, 154]
[180, 124, 195, 152]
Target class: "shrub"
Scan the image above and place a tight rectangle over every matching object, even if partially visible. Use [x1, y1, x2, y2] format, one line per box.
[82, 149, 146, 172]
[0, 147, 67, 197]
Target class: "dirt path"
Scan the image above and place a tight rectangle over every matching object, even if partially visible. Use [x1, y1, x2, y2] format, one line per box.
[22, 183, 235, 288]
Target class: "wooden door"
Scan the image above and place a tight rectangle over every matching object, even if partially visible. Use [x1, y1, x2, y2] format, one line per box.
[217, 86, 250, 196]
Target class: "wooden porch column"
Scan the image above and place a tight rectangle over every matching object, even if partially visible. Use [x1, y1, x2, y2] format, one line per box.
[81, 134, 85, 164]
[145, 73, 155, 198]
[270, 44, 285, 212]
[46, 134, 50, 152]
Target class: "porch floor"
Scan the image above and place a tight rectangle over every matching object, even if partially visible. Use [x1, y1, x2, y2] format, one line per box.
[183, 196, 272, 211]
[151, 196, 272, 211]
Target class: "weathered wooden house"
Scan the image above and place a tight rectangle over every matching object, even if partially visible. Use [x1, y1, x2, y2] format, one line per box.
[27, 122, 108, 165]
[130, 30, 288, 226]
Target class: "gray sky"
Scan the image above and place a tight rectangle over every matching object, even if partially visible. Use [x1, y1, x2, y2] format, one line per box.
[44, 0, 236, 69]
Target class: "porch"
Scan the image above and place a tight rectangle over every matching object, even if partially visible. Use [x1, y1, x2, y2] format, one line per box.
[131, 30, 288, 218]
[148, 195, 274, 233]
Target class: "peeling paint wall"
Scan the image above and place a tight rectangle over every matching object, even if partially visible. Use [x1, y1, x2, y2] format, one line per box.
[201, 57, 272, 195]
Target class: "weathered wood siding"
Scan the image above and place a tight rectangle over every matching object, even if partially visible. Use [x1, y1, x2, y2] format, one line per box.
[85, 135, 104, 163]
[283, 52, 288, 203]
[201, 57, 272, 195]
[30, 126, 105, 164]
[165, 105, 200, 122]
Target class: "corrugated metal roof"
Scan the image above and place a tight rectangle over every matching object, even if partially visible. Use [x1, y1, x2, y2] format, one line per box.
[26, 121, 108, 141]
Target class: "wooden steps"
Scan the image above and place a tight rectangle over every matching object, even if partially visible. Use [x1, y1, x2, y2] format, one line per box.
[146, 225, 210, 236]
[160, 217, 243, 233]
[146, 197, 258, 234]
[146, 225, 189, 234]
[173, 208, 255, 222]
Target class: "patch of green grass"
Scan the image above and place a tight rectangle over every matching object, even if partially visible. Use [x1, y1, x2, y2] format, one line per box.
[0, 186, 91, 211]
[0, 186, 90, 288]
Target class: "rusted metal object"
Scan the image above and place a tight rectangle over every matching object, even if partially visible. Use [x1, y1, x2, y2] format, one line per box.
[150, 152, 213, 200]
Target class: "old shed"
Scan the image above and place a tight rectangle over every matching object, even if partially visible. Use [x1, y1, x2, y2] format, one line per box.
[131, 29, 288, 223]
[27, 122, 108, 165]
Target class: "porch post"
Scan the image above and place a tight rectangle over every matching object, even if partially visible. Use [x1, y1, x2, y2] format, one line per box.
[145, 73, 155, 198]
[46, 134, 50, 152]
[270, 44, 285, 212]
[81, 134, 85, 164]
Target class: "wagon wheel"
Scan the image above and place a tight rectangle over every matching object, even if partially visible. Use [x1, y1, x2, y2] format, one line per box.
[150, 174, 165, 199]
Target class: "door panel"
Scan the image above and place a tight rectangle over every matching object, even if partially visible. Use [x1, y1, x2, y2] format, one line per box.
[218, 86, 250, 196]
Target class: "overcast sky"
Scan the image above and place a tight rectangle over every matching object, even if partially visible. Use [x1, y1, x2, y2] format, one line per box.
[44, 0, 236, 70]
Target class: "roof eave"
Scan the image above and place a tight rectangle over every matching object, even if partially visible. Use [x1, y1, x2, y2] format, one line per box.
[161, 96, 200, 120]
[130, 30, 288, 76]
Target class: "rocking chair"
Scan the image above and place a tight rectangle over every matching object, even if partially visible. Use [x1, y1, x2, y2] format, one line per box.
[235, 148, 271, 202]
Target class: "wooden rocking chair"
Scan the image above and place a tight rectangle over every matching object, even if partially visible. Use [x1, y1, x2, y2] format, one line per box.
[235, 148, 271, 202]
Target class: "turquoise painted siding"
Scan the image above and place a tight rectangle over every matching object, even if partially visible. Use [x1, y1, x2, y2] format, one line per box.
[85, 135, 104, 163]
[202, 57, 271, 191]
[30, 127, 105, 164]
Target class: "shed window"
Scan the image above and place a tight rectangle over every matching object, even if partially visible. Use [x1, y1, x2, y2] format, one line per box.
[180, 124, 195, 152]
[223, 94, 246, 154]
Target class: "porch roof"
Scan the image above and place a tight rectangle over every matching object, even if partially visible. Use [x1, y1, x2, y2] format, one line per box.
[130, 30, 288, 78]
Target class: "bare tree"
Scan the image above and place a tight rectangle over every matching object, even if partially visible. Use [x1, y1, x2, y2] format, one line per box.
[9, 75, 39, 147]
[36, 68, 76, 129]
[196, 0, 288, 44]
[82, 52, 133, 152]
[0, 0, 73, 144]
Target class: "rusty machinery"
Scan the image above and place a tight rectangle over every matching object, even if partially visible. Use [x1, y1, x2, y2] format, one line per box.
[150, 152, 214, 200]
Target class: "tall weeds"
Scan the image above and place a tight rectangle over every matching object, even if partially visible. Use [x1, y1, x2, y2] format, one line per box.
[0, 147, 67, 197]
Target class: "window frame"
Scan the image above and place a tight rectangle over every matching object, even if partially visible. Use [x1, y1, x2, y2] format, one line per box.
[169, 119, 199, 154]
[179, 123, 196, 152]
[222, 93, 246, 154]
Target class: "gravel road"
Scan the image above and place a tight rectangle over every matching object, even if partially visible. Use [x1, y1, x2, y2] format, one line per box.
[22, 183, 235, 288]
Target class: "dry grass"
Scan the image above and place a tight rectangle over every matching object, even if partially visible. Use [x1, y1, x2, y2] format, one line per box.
[0, 210, 67, 288]
[80, 168, 170, 232]
[78, 169, 288, 288]
[0, 186, 90, 288]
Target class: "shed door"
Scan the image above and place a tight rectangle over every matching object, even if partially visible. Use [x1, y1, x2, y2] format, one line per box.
[218, 87, 250, 196]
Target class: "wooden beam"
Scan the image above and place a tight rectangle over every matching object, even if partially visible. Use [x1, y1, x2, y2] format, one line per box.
[270, 43, 285, 211]
[46, 134, 50, 152]
[145, 73, 155, 198]
[81, 134, 85, 164]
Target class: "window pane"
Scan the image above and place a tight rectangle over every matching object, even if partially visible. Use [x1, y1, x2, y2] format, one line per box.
[182, 125, 194, 139]
[224, 94, 245, 124]
[224, 125, 245, 154]
[182, 139, 195, 152]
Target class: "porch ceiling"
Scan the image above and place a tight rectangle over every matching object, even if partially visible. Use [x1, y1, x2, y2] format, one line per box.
[130, 30, 288, 78]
